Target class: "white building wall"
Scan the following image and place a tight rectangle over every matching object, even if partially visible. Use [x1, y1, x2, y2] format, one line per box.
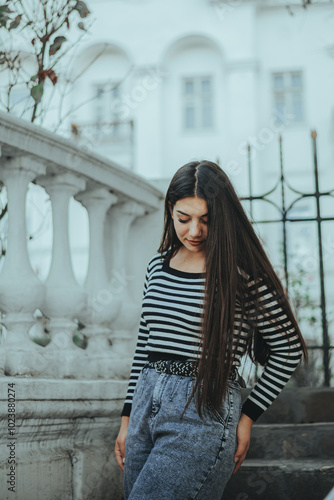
[69, 0, 263, 179]
[70, 1, 334, 193]
[2, 1, 333, 184]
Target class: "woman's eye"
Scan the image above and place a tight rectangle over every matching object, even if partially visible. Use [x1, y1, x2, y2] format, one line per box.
[177, 218, 208, 224]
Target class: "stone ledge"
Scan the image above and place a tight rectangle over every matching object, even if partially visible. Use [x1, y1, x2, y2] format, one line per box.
[0, 399, 124, 419]
[241, 387, 334, 423]
[0, 110, 163, 210]
[0, 406, 124, 500]
[224, 459, 334, 500]
[248, 422, 334, 460]
[0, 377, 128, 400]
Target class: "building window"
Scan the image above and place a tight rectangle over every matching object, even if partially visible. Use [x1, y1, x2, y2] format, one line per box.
[94, 82, 121, 136]
[182, 76, 214, 131]
[272, 71, 304, 125]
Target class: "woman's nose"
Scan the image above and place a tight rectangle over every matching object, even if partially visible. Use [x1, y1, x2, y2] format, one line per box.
[188, 222, 201, 237]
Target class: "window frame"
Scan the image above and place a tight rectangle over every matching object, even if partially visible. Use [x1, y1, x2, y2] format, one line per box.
[181, 75, 215, 133]
[272, 70, 305, 126]
[93, 81, 122, 136]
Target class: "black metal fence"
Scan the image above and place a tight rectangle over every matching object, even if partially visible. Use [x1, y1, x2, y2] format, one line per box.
[240, 131, 333, 387]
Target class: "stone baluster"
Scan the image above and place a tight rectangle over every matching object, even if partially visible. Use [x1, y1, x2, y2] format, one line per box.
[106, 201, 146, 377]
[0, 156, 47, 376]
[75, 188, 120, 378]
[36, 172, 87, 378]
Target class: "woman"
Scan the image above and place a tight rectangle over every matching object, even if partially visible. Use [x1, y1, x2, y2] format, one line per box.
[114, 160, 307, 500]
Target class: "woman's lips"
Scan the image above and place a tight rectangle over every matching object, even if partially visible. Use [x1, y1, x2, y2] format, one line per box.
[187, 240, 203, 246]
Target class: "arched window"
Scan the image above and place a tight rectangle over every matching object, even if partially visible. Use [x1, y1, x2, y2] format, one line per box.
[71, 42, 134, 167]
[160, 34, 225, 174]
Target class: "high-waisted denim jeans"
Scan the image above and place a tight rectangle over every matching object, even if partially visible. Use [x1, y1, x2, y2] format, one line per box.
[124, 363, 243, 500]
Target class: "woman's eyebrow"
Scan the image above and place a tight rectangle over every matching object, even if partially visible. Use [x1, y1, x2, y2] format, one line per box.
[176, 210, 208, 217]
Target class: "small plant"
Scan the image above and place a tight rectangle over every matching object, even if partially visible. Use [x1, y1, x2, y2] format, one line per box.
[276, 255, 332, 387]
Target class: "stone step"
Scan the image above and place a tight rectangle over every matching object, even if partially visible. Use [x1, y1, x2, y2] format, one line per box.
[224, 459, 334, 500]
[248, 422, 334, 460]
[240, 387, 334, 424]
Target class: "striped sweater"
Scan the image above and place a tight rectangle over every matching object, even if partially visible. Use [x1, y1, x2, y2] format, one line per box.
[122, 251, 303, 421]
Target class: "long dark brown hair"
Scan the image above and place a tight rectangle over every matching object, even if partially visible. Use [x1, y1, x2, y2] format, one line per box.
[158, 160, 308, 417]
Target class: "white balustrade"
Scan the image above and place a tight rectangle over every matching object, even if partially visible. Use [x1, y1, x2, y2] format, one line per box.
[0, 111, 163, 382]
[106, 201, 146, 377]
[0, 157, 47, 376]
[75, 187, 120, 377]
[35, 172, 87, 378]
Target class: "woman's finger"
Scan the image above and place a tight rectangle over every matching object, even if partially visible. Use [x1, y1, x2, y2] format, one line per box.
[233, 446, 245, 472]
[114, 441, 125, 471]
[114, 417, 129, 472]
[233, 440, 249, 475]
[233, 451, 246, 474]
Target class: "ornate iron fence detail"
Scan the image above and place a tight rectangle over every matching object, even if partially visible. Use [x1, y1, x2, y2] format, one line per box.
[240, 130, 333, 386]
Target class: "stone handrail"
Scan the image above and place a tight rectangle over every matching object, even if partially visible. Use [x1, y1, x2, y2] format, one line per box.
[0, 111, 163, 380]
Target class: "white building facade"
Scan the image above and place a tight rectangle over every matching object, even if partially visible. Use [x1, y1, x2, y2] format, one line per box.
[65, 0, 334, 186]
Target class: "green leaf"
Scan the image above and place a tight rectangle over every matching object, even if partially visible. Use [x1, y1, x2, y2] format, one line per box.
[31, 84, 43, 104]
[0, 12, 10, 27]
[0, 5, 13, 14]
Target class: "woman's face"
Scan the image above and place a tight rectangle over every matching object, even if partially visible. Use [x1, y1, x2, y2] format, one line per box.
[168, 197, 208, 254]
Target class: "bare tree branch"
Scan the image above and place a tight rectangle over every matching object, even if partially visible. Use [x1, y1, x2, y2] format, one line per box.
[0, 0, 93, 122]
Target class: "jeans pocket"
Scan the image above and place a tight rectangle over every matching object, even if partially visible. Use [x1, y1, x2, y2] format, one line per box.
[185, 379, 232, 428]
[207, 388, 231, 428]
[168, 375, 185, 403]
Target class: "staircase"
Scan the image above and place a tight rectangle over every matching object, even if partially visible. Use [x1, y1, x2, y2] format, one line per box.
[223, 387, 334, 500]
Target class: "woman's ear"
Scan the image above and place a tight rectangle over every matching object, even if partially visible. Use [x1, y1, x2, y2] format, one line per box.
[167, 201, 173, 219]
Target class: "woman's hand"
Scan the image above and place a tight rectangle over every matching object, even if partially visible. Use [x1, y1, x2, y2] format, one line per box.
[114, 416, 130, 471]
[233, 412, 253, 475]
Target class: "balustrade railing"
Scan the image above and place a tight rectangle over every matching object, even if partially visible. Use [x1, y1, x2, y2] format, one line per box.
[0, 111, 163, 380]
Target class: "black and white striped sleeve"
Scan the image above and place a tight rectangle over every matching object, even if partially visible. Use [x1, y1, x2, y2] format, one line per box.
[121, 259, 152, 417]
[241, 274, 304, 422]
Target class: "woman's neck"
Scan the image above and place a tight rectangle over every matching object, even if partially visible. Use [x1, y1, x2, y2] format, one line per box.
[169, 247, 206, 273]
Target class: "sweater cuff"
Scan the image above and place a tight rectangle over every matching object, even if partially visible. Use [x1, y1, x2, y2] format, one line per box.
[121, 403, 132, 418]
[241, 398, 264, 422]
